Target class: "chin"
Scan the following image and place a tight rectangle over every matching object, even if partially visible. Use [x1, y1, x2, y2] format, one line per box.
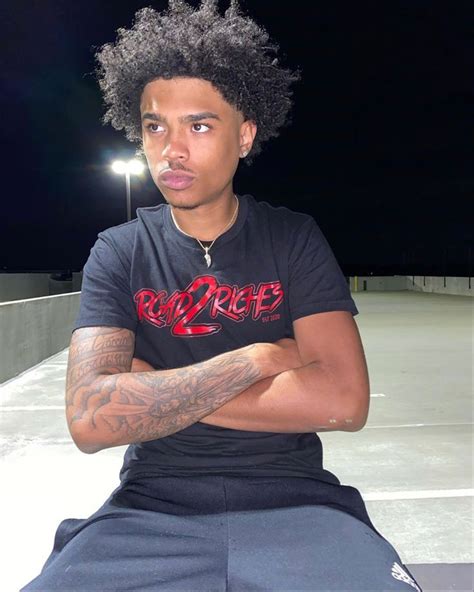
[173, 202, 201, 211]
[160, 191, 202, 210]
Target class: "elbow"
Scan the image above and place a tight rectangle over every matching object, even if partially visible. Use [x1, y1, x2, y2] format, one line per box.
[73, 434, 103, 455]
[68, 423, 103, 455]
[345, 417, 367, 432]
[66, 400, 108, 454]
[344, 401, 369, 432]
[76, 441, 102, 454]
[335, 389, 369, 432]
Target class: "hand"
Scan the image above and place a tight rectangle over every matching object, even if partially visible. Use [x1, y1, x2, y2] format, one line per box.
[271, 338, 304, 374]
[249, 338, 304, 378]
[130, 357, 155, 372]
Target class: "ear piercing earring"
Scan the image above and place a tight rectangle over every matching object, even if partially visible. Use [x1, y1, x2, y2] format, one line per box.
[241, 150, 248, 157]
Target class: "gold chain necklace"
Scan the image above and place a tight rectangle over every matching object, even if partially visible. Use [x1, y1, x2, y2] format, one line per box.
[169, 195, 239, 268]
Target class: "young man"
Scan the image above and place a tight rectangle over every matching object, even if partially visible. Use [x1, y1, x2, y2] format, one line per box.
[23, 1, 422, 590]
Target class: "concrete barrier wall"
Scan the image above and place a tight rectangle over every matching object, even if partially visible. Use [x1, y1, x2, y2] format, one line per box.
[350, 275, 472, 296]
[405, 275, 472, 296]
[1, 274, 471, 385]
[3, 272, 471, 303]
[0, 272, 83, 303]
[0, 292, 80, 384]
[0, 273, 50, 302]
[350, 276, 407, 292]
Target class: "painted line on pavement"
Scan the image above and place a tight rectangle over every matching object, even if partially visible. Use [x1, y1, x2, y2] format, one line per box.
[1, 405, 65, 411]
[362, 489, 474, 501]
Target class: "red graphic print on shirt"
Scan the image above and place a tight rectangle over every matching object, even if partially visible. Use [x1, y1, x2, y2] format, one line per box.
[134, 274, 283, 336]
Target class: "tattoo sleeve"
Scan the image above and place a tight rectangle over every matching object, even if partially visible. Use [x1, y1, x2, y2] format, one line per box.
[66, 326, 263, 452]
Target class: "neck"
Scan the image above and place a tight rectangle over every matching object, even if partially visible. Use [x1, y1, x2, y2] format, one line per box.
[170, 191, 238, 241]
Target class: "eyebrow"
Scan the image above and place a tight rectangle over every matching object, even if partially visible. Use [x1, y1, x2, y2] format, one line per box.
[141, 111, 222, 124]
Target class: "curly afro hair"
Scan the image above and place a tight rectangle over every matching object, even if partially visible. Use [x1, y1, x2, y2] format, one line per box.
[93, 0, 302, 165]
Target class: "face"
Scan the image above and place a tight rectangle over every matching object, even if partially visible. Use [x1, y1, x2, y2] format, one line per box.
[140, 77, 257, 209]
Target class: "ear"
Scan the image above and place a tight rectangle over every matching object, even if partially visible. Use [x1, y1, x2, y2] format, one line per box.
[239, 119, 257, 158]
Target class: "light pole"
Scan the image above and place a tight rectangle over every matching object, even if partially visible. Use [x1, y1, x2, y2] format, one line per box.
[111, 159, 145, 221]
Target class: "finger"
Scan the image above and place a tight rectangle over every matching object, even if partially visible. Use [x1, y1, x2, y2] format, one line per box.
[131, 357, 155, 372]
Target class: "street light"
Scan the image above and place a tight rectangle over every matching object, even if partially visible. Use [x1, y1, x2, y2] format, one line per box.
[111, 159, 145, 221]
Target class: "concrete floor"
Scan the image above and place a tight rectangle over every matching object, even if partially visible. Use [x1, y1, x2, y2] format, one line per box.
[1, 291, 472, 591]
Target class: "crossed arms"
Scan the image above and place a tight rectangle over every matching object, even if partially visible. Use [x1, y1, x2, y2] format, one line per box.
[66, 311, 370, 454]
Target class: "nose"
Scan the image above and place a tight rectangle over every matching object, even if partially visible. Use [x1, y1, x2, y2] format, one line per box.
[161, 131, 189, 162]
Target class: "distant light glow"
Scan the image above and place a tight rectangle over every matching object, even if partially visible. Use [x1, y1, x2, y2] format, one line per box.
[128, 159, 145, 175]
[111, 160, 127, 174]
[111, 159, 145, 175]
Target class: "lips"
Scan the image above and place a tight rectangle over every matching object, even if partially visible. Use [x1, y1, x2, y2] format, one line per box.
[159, 171, 195, 190]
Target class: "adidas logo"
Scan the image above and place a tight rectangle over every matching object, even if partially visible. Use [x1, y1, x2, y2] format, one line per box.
[391, 562, 421, 591]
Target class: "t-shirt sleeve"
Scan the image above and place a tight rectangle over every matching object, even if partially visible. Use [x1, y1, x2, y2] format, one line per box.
[73, 231, 138, 333]
[288, 217, 359, 321]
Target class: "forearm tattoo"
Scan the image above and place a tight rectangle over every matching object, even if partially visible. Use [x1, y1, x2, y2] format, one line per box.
[66, 327, 262, 448]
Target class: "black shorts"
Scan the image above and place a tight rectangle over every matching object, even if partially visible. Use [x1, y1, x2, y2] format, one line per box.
[22, 475, 422, 591]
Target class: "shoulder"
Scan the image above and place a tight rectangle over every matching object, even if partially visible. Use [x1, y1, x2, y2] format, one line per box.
[245, 194, 319, 239]
[98, 203, 166, 247]
[97, 218, 136, 246]
[246, 194, 314, 226]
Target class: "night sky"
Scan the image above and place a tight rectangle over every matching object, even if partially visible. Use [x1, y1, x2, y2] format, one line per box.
[1, 1, 472, 277]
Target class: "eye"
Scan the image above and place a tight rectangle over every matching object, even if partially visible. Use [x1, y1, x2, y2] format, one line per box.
[146, 123, 163, 133]
[192, 123, 211, 133]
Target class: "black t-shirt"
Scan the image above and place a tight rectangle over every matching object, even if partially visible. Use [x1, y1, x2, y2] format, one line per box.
[73, 195, 376, 528]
